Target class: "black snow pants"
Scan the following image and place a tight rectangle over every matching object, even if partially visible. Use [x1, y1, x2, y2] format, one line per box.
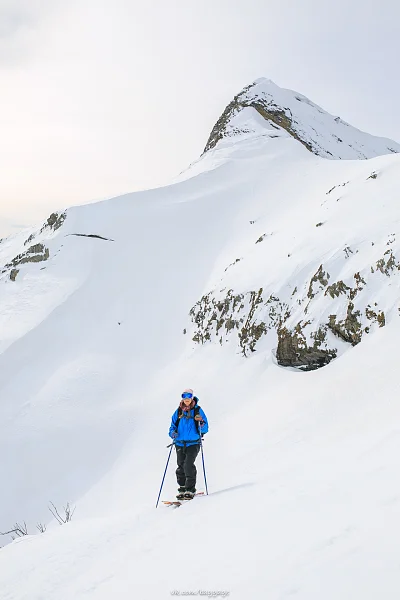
[175, 443, 200, 492]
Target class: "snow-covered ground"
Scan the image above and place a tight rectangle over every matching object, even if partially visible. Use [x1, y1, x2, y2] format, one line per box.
[1, 80, 400, 599]
[2, 322, 400, 599]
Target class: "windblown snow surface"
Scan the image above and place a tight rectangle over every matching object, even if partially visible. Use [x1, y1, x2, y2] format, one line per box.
[1, 82, 400, 599]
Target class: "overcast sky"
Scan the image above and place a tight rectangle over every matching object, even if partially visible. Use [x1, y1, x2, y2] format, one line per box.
[0, 0, 399, 235]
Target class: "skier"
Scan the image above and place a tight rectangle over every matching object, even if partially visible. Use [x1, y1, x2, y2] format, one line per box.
[169, 388, 208, 500]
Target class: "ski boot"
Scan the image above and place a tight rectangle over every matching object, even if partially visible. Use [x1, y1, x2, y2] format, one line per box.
[176, 486, 186, 500]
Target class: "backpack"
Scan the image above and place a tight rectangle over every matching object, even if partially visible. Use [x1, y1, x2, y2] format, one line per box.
[176, 397, 202, 435]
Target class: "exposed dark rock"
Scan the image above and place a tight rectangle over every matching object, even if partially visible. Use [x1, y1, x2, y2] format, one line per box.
[354, 272, 366, 287]
[239, 321, 267, 354]
[387, 234, 396, 246]
[343, 246, 353, 259]
[204, 84, 252, 153]
[238, 288, 265, 355]
[203, 83, 319, 156]
[376, 250, 399, 276]
[190, 287, 290, 356]
[21, 212, 66, 249]
[328, 302, 362, 345]
[326, 181, 350, 196]
[349, 272, 367, 300]
[225, 317, 239, 332]
[307, 265, 329, 300]
[251, 102, 313, 153]
[365, 306, 385, 328]
[7, 244, 50, 269]
[40, 211, 67, 233]
[10, 269, 19, 281]
[24, 234, 35, 246]
[28, 244, 47, 255]
[325, 280, 350, 299]
[325, 272, 366, 302]
[224, 258, 241, 272]
[276, 322, 337, 370]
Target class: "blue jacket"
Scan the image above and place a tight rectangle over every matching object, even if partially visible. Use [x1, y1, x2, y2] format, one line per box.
[169, 397, 209, 447]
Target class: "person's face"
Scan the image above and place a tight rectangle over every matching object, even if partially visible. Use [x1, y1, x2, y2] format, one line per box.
[183, 397, 192, 406]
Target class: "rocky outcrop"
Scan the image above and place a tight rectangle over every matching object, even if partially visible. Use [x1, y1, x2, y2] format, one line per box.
[3, 244, 50, 281]
[276, 323, 337, 370]
[41, 211, 66, 233]
[189, 287, 290, 356]
[3, 211, 67, 281]
[204, 85, 250, 154]
[203, 82, 313, 155]
[189, 243, 398, 370]
[328, 303, 362, 345]
[24, 211, 67, 247]
[7, 244, 50, 269]
[374, 249, 400, 276]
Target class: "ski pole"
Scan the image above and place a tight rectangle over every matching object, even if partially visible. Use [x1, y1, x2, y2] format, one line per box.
[155, 441, 174, 508]
[199, 430, 209, 495]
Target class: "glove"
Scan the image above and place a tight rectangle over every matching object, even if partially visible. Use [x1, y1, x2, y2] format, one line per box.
[171, 430, 178, 439]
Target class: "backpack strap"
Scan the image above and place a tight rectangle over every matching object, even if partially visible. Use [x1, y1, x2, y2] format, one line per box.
[174, 406, 182, 429]
[194, 405, 201, 434]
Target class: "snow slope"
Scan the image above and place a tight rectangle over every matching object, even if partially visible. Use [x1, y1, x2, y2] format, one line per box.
[1, 322, 400, 599]
[1, 81, 400, 599]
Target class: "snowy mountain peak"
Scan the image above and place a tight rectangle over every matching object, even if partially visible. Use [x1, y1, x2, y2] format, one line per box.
[204, 78, 400, 160]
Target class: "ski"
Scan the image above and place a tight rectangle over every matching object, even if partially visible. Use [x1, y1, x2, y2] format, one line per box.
[162, 492, 204, 507]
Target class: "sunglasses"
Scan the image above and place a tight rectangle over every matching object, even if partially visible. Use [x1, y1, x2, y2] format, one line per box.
[181, 392, 193, 399]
